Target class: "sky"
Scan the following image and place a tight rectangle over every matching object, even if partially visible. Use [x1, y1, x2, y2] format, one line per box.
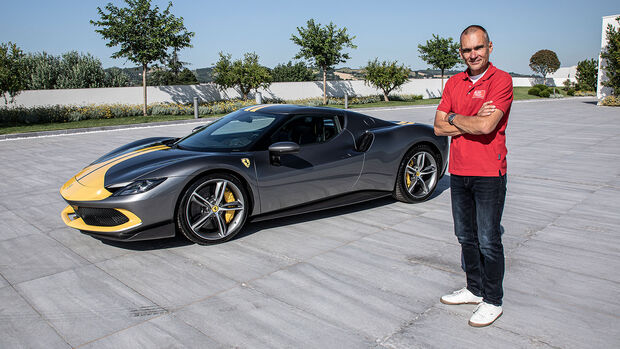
[1, 0, 619, 75]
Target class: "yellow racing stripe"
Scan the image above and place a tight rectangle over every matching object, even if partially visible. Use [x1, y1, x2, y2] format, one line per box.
[246, 105, 269, 112]
[60, 145, 169, 201]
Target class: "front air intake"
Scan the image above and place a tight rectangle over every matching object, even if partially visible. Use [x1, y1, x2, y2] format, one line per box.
[75, 207, 129, 227]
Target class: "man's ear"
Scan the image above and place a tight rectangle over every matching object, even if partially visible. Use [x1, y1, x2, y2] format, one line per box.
[488, 41, 494, 54]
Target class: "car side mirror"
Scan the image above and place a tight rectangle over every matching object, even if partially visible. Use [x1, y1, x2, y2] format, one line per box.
[268, 142, 300, 166]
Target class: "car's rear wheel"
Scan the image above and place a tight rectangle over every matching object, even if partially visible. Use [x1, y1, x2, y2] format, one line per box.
[176, 173, 248, 244]
[393, 144, 439, 203]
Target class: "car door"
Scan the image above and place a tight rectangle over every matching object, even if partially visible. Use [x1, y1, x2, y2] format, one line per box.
[254, 113, 364, 213]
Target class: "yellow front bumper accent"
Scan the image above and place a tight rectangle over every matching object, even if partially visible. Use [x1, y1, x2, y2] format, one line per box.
[61, 206, 142, 233]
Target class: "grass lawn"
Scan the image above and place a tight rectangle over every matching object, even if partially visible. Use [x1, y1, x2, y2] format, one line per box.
[0, 87, 569, 136]
[0, 114, 221, 135]
[512, 86, 565, 100]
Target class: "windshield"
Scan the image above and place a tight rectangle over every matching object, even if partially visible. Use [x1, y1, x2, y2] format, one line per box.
[175, 110, 280, 152]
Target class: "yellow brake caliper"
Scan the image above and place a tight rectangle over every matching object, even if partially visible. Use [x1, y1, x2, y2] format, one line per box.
[406, 159, 414, 187]
[224, 189, 236, 223]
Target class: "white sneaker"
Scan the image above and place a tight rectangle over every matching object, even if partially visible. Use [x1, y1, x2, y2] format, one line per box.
[440, 287, 483, 305]
[469, 302, 503, 327]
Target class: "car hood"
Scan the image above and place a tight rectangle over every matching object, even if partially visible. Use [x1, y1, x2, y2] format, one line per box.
[61, 143, 205, 201]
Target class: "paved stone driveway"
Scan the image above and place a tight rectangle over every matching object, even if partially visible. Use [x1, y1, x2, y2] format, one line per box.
[0, 97, 618, 348]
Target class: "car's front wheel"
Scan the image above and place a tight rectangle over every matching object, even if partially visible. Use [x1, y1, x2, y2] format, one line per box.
[176, 173, 248, 244]
[393, 144, 439, 203]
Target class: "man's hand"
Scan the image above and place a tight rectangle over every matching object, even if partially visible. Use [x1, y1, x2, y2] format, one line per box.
[477, 101, 496, 117]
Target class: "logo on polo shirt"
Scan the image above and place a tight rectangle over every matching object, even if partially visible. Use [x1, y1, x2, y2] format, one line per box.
[473, 90, 486, 99]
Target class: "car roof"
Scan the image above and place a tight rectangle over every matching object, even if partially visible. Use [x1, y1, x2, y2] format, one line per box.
[242, 104, 345, 115]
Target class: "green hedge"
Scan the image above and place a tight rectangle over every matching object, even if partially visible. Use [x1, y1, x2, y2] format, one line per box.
[0, 94, 425, 127]
[0, 101, 256, 126]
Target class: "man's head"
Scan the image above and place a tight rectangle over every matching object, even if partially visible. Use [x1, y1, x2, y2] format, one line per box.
[460, 25, 493, 76]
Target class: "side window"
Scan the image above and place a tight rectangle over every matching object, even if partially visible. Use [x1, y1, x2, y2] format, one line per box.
[271, 115, 342, 145]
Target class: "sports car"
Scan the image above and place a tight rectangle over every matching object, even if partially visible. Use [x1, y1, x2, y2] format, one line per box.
[60, 104, 449, 244]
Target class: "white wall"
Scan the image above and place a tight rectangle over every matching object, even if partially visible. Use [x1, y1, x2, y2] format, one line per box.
[597, 14, 620, 100]
[7, 74, 562, 108]
[548, 66, 577, 84]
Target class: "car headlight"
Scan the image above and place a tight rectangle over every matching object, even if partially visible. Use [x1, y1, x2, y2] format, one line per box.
[111, 178, 166, 196]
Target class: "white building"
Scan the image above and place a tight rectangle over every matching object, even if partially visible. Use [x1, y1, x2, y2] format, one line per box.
[597, 14, 620, 100]
[548, 66, 577, 84]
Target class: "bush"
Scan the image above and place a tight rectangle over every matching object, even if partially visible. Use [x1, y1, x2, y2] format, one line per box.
[0, 100, 258, 127]
[600, 95, 620, 106]
[533, 84, 548, 91]
[567, 89, 575, 96]
[528, 87, 541, 96]
[575, 90, 596, 96]
[539, 90, 551, 98]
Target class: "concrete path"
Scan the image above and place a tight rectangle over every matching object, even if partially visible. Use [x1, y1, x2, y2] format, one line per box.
[0, 97, 618, 348]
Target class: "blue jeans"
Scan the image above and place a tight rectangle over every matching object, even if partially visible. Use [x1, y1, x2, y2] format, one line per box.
[451, 173, 506, 306]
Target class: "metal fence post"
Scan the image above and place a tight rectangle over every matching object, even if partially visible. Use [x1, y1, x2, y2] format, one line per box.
[255, 92, 262, 104]
[193, 97, 198, 119]
[344, 94, 348, 109]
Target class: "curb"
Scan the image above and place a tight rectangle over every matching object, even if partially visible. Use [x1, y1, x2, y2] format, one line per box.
[0, 118, 211, 141]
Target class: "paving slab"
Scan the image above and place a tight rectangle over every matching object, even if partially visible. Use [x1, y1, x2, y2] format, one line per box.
[174, 285, 372, 348]
[16, 265, 162, 347]
[170, 240, 295, 283]
[48, 227, 136, 264]
[96, 250, 238, 308]
[0, 210, 42, 241]
[0, 234, 88, 284]
[0, 286, 70, 349]
[12, 200, 67, 233]
[80, 314, 222, 349]
[250, 262, 422, 339]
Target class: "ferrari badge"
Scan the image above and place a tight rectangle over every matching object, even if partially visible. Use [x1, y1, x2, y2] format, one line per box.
[241, 158, 251, 168]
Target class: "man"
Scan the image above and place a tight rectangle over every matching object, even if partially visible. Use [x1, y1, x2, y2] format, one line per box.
[434, 25, 513, 327]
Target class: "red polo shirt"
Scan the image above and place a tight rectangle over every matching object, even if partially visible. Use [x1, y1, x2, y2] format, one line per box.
[437, 62, 513, 176]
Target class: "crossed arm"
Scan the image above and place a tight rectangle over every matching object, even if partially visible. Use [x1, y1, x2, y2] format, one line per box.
[434, 101, 505, 136]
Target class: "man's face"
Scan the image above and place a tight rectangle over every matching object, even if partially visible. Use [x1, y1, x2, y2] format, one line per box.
[460, 30, 493, 75]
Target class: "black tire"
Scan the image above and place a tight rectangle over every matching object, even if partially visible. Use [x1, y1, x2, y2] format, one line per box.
[393, 144, 440, 203]
[176, 173, 249, 244]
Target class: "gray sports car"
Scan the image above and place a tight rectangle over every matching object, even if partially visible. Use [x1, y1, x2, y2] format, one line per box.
[60, 104, 448, 244]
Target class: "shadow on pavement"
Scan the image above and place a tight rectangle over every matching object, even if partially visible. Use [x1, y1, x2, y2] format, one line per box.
[582, 100, 599, 105]
[98, 175, 451, 250]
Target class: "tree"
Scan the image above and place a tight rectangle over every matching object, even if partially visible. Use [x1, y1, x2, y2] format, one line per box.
[529, 49, 560, 84]
[601, 16, 620, 95]
[213, 52, 272, 100]
[576, 58, 598, 91]
[105, 67, 130, 87]
[22, 52, 60, 90]
[291, 19, 356, 104]
[91, 0, 194, 115]
[56, 51, 107, 89]
[148, 50, 197, 86]
[23, 51, 125, 89]
[0, 42, 25, 104]
[363, 58, 410, 101]
[271, 61, 314, 82]
[417, 34, 460, 93]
